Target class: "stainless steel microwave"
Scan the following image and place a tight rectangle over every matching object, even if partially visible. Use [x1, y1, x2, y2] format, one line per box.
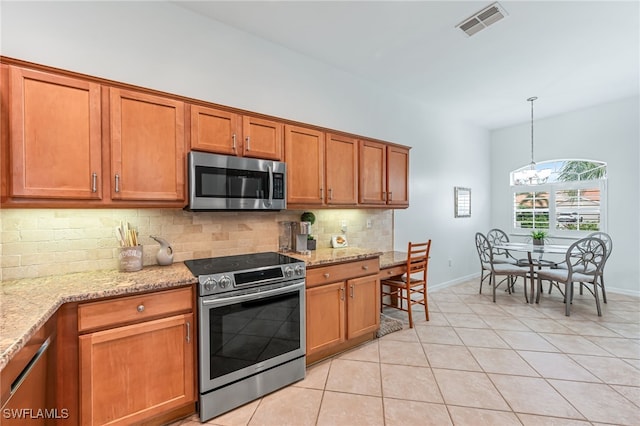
[187, 151, 286, 211]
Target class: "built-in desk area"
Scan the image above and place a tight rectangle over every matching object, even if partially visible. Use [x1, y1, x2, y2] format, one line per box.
[379, 251, 408, 279]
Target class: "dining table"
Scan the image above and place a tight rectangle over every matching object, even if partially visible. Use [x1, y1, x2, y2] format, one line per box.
[492, 242, 571, 304]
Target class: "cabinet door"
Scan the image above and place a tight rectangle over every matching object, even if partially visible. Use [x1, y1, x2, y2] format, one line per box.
[346, 275, 381, 339]
[191, 105, 241, 155]
[284, 125, 324, 205]
[110, 88, 185, 201]
[242, 116, 283, 160]
[325, 133, 358, 205]
[79, 313, 195, 425]
[358, 139, 387, 205]
[306, 282, 346, 356]
[8, 66, 102, 199]
[387, 145, 409, 207]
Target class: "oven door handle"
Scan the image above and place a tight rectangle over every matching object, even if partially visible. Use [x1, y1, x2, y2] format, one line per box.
[201, 281, 304, 307]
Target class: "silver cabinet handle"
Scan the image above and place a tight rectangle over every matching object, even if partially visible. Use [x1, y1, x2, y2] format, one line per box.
[389, 191, 393, 201]
[91, 173, 97, 193]
[350, 284, 354, 298]
[232, 134, 237, 151]
[362, 265, 369, 270]
[245, 136, 251, 151]
[382, 191, 387, 201]
[186, 321, 191, 343]
[115, 174, 120, 193]
[137, 304, 145, 312]
[323, 273, 330, 278]
[320, 187, 324, 200]
[329, 188, 333, 200]
[339, 287, 345, 301]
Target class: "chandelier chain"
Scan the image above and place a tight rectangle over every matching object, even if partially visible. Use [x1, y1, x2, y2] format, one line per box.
[527, 96, 538, 169]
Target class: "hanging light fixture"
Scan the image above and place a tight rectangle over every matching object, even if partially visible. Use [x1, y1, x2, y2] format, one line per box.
[514, 96, 551, 185]
[527, 96, 538, 171]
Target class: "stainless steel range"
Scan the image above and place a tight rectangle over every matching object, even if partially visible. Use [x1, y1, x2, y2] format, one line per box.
[184, 252, 306, 422]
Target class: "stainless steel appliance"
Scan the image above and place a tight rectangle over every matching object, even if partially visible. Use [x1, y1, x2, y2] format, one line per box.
[293, 221, 312, 254]
[187, 151, 286, 211]
[184, 252, 306, 422]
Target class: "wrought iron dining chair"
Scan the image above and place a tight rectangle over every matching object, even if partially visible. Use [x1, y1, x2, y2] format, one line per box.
[536, 236, 607, 316]
[548, 232, 612, 304]
[475, 233, 530, 303]
[585, 232, 612, 303]
[381, 240, 431, 328]
[487, 228, 524, 265]
[487, 228, 529, 292]
[475, 232, 492, 293]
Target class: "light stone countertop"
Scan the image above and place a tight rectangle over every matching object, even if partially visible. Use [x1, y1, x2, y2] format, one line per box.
[0, 263, 196, 371]
[286, 247, 384, 267]
[0, 248, 404, 371]
[379, 251, 408, 269]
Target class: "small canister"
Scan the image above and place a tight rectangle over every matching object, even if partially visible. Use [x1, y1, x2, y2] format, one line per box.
[118, 245, 143, 272]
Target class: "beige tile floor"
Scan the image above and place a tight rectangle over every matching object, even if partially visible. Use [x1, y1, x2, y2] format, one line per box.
[175, 279, 640, 425]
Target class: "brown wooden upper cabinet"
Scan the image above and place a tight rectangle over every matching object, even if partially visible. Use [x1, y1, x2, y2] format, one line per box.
[284, 125, 325, 205]
[325, 133, 358, 205]
[386, 145, 410, 207]
[358, 140, 409, 207]
[7, 66, 103, 200]
[2, 59, 409, 209]
[109, 88, 185, 202]
[190, 105, 283, 160]
[243, 116, 283, 160]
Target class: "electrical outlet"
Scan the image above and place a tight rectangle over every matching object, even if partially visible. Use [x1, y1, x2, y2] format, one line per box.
[366, 219, 372, 228]
[340, 220, 347, 233]
[448, 259, 453, 267]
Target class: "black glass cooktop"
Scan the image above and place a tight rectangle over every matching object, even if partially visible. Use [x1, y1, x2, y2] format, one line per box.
[184, 252, 301, 276]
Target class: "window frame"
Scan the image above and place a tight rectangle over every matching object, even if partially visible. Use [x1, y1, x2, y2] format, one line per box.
[510, 173, 607, 238]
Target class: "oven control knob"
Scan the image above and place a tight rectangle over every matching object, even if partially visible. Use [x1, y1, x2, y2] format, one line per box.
[294, 265, 305, 276]
[219, 276, 231, 289]
[284, 266, 293, 277]
[203, 277, 217, 292]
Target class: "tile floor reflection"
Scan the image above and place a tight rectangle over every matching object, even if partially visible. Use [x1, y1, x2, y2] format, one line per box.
[174, 279, 640, 425]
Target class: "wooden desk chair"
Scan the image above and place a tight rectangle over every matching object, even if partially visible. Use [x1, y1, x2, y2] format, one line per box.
[381, 241, 431, 328]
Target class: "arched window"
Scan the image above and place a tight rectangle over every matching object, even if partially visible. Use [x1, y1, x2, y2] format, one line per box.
[510, 160, 607, 236]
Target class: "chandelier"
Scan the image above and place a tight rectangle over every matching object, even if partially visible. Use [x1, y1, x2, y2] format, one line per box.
[513, 96, 551, 185]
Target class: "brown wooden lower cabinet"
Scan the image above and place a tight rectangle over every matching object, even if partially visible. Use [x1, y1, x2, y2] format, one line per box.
[77, 287, 195, 425]
[305, 259, 380, 364]
[306, 281, 346, 354]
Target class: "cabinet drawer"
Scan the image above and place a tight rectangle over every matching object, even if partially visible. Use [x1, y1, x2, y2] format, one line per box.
[379, 265, 406, 280]
[307, 258, 379, 288]
[78, 287, 192, 332]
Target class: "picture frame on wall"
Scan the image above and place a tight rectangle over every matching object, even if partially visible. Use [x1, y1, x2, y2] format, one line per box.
[454, 187, 471, 218]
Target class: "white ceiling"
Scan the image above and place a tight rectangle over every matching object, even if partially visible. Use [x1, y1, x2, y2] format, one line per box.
[175, 1, 639, 130]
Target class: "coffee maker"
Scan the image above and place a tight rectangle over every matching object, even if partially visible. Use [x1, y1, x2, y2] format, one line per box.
[293, 221, 311, 254]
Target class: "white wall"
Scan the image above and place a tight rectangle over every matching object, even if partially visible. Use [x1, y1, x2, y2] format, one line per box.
[394, 108, 490, 288]
[490, 96, 640, 295]
[1, 1, 490, 287]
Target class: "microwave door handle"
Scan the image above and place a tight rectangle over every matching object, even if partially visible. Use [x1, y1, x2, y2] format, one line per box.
[266, 165, 273, 207]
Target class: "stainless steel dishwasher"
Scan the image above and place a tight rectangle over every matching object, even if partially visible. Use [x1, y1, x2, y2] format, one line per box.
[1, 315, 60, 424]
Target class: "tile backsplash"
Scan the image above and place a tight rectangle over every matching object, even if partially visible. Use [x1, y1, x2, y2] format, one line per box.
[0, 208, 393, 281]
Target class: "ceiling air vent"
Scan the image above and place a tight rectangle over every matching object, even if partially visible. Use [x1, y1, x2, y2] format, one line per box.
[456, 2, 508, 37]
